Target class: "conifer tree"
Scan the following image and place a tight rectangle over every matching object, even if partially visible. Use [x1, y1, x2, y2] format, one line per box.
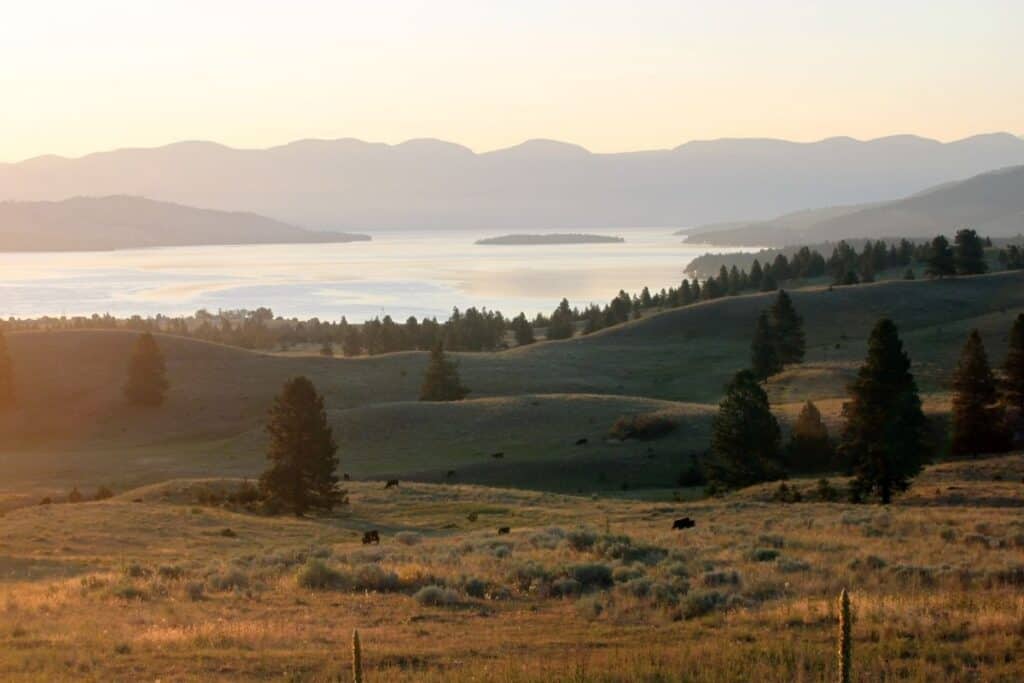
[706, 370, 783, 489]
[511, 313, 535, 346]
[123, 332, 169, 406]
[786, 400, 835, 472]
[953, 228, 987, 275]
[341, 327, 363, 357]
[1003, 313, 1024, 412]
[546, 298, 575, 340]
[259, 376, 342, 515]
[840, 319, 928, 503]
[924, 235, 955, 278]
[419, 342, 469, 401]
[0, 329, 13, 410]
[751, 311, 782, 380]
[951, 330, 1007, 456]
[749, 260, 764, 290]
[770, 290, 805, 365]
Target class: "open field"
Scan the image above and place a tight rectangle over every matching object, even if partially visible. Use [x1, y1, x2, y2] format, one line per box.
[0, 456, 1022, 681]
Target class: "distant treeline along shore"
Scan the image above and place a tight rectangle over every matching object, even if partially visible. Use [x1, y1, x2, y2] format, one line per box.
[3, 230, 1021, 356]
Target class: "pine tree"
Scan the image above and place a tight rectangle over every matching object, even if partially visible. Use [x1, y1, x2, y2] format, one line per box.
[749, 260, 764, 290]
[546, 298, 575, 340]
[123, 332, 169, 406]
[342, 327, 363, 357]
[259, 376, 342, 515]
[951, 330, 1007, 456]
[840, 319, 928, 503]
[751, 311, 782, 380]
[706, 370, 783, 489]
[419, 342, 469, 401]
[511, 313, 535, 346]
[953, 228, 988, 275]
[0, 329, 13, 410]
[1003, 313, 1024, 411]
[786, 400, 835, 472]
[924, 235, 955, 278]
[770, 290, 805, 365]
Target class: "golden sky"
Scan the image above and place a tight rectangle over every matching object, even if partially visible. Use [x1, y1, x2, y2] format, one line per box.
[1, 0, 1021, 161]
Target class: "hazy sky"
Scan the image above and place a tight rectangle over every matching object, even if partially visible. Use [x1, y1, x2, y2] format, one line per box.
[2, 0, 1022, 161]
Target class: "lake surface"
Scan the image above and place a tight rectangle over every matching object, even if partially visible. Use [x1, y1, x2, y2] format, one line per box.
[0, 228, 746, 321]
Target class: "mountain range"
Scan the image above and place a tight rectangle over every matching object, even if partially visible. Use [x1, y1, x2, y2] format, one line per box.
[0, 196, 369, 251]
[685, 164, 1024, 246]
[3, 133, 1023, 231]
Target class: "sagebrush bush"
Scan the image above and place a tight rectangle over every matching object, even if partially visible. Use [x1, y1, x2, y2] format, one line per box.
[701, 570, 740, 587]
[575, 595, 604, 620]
[353, 563, 399, 592]
[550, 578, 582, 597]
[395, 531, 422, 546]
[613, 565, 645, 583]
[413, 585, 459, 606]
[682, 590, 724, 619]
[508, 561, 550, 592]
[608, 413, 678, 441]
[565, 528, 598, 552]
[750, 548, 780, 562]
[157, 565, 184, 580]
[206, 568, 250, 592]
[570, 563, 613, 589]
[296, 559, 345, 590]
[183, 581, 205, 601]
[777, 558, 811, 573]
[110, 581, 146, 601]
[461, 577, 488, 598]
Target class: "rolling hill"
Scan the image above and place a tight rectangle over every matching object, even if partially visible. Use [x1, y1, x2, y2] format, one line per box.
[687, 165, 1024, 246]
[3, 134, 1024, 230]
[0, 195, 369, 251]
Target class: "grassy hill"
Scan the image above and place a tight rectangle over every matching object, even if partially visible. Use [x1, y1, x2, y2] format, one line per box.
[3, 270, 1024, 496]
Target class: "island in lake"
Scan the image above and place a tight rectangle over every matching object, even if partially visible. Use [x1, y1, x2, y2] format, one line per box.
[476, 233, 625, 245]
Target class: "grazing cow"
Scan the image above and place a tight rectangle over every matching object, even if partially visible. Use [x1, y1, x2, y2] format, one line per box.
[446, 470, 456, 479]
[362, 530, 381, 545]
[467, 512, 479, 522]
[672, 517, 696, 530]
[384, 479, 399, 489]
[342, 473, 351, 481]
[491, 452, 505, 459]
[575, 437, 588, 446]
[497, 526, 510, 535]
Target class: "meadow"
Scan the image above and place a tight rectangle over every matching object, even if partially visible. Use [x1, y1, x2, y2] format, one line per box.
[1, 270, 1024, 680]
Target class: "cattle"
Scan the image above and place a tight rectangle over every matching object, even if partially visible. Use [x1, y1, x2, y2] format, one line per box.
[384, 479, 399, 489]
[497, 526, 510, 535]
[342, 473, 351, 481]
[446, 470, 456, 479]
[362, 530, 381, 545]
[490, 451, 505, 459]
[672, 517, 696, 530]
[467, 512, 479, 522]
[575, 437, 588, 446]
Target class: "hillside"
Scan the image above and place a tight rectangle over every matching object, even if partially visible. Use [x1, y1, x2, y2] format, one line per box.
[2, 271, 1024, 495]
[3, 134, 1024, 230]
[0, 195, 369, 251]
[688, 165, 1024, 246]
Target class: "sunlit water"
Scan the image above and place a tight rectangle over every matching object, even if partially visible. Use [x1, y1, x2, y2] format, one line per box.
[0, 228, 748, 322]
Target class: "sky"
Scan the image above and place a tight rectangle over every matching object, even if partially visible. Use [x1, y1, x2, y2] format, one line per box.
[1, 0, 1022, 162]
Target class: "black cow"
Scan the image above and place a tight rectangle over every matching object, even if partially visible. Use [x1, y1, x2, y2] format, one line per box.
[342, 473, 351, 481]
[575, 438, 588, 446]
[491, 452, 505, 459]
[446, 470, 456, 479]
[497, 526, 510, 535]
[384, 479, 399, 489]
[672, 517, 696, 530]
[362, 530, 381, 545]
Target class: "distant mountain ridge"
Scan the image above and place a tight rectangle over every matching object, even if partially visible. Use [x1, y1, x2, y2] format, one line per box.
[0, 196, 370, 251]
[685, 164, 1024, 246]
[2, 133, 1023, 231]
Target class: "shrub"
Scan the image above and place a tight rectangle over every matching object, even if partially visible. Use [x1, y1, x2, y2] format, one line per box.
[227, 480, 260, 505]
[682, 590, 724, 619]
[777, 558, 811, 573]
[816, 478, 840, 501]
[985, 565, 1024, 587]
[110, 581, 146, 601]
[609, 413, 678, 441]
[353, 563, 399, 592]
[758, 534, 784, 549]
[462, 577, 488, 598]
[94, 486, 114, 501]
[413, 585, 459, 606]
[395, 531, 422, 546]
[593, 534, 667, 565]
[613, 566, 645, 583]
[701, 570, 741, 587]
[565, 528, 598, 552]
[550, 578, 582, 598]
[184, 581, 205, 601]
[67, 487, 83, 503]
[570, 563, 614, 589]
[123, 562, 151, 579]
[750, 548, 780, 562]
[529, 528, 566, 549]
[665, 562, 689, 579]
[772, 482, 802, 503]
[207, 568, 250, 592]
[575, 595, 605, 620]
[296, 559, 345, 590]
[508, 561, 550, 592]
[850, 555, 887, 571]
[157, 565, 185, 580]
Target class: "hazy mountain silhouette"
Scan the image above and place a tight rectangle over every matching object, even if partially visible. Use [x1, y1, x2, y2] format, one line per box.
[686, 165, 1024, 246]
[1, 134, 1023, 231]
[0, 196, 369, 251]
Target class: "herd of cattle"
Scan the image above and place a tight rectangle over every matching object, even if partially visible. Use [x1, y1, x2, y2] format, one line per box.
[359, 477, 697, 545]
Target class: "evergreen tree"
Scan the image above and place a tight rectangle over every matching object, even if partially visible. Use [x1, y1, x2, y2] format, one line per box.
[786, 400, 835, 472]
[760, 271, 778, 292]
[342, 327, 363, 357]
[511, 313, 535, 346]
[951, 330, 1007, 456]
[751, 311, 782, 380]
[770, 290, 805, 365]
[706, 370, 783, 489]
[840, 319, 929, 503]
[319, 341, 334, 356]
[749, 259, 764, 290]
[419, 342, 469, 401]
[0, 329, 13, 410]
[924, 235, 955, 278]
[123, 332, 169, 406]
[1003, 313, 1024, 411]
[259, 376, 342, 515]
[546, 298, 575, 340]
[953, 228, 988, 275]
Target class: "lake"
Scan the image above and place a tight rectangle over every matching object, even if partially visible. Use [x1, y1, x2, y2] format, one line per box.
[0, 228, 745, 321]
